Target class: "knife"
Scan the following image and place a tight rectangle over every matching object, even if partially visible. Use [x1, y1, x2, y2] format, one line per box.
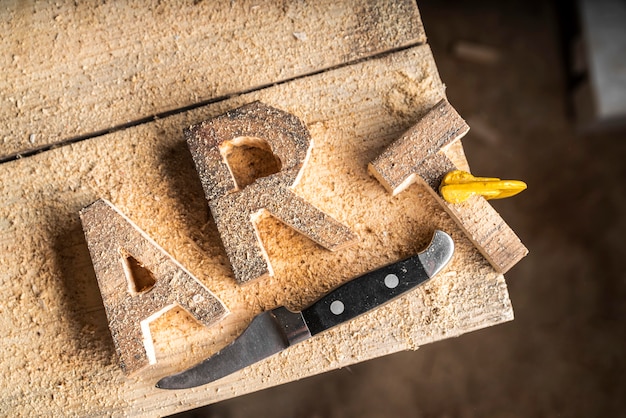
[156, 230, 454, 389]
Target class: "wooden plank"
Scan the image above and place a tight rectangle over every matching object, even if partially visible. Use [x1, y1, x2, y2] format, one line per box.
[0, 46, 514, 417]
[0, 0, 425, 159]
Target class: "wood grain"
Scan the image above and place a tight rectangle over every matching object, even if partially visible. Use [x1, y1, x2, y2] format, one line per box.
[417, 152, 529, 273]
[0, 45, 514, 417]
[369, 100, 527, 273]
[0, 0, 424, 159]
[80, 199, 228, 374]
[368, 99, 470, 195]
[186, 101, 357, 284]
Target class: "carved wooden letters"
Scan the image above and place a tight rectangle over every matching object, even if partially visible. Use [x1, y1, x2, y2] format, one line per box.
[80, 199, 228, 374]
[186, 102, 357, 284]
[369, 99, 528, 273]
[79, 100, 525, 376]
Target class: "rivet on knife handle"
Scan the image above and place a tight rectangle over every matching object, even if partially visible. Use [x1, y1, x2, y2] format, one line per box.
[156, 230, 454, 390]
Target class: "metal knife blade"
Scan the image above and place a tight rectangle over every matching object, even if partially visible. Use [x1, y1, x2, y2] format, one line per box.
[156, 230, 454, 390]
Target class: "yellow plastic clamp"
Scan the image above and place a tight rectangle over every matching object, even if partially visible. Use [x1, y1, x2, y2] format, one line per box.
[440, 170, 527, 204]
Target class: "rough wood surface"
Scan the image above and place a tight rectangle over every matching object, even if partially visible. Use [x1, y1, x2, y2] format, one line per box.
[80, 199, 228, 375]
[417, 152, 529, 273]
[186, 102, 357, 284]
[369, 100, 528, 273]
[0, 45, 514, 417]
[368, 99, 470, 195]
[0, 0, 425, 159]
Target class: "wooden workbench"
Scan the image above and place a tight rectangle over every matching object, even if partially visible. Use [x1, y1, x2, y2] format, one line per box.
[0, 1, 517, 416]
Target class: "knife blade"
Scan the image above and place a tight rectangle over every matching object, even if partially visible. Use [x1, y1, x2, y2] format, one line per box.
[156, 230, 454, 389]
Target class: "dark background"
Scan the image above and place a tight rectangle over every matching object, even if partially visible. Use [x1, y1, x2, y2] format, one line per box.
[176, 1, 626, 416]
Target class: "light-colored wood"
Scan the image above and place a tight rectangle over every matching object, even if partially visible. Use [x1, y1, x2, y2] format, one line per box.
[0, 45, 514, 417]
[186, 101, 357, 284]
[417, 152, 529, 273]
[446, 140, 472, 172]
[80, 199, 228, 374]
[369, 100, 528, 273]
[0, 0, 425, 159]
[368, 99, 470, 195]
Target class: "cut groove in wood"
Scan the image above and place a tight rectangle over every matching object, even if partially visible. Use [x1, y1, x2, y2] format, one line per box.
[221, 137, 283, 189]
[80, 199, 229, 374]
[121, 252, 157, 295]
[369, 99, 527, 273]
[186, 101, 357, 284]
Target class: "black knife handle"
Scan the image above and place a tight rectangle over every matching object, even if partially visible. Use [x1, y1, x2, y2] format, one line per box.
[301, 256, 429, 336]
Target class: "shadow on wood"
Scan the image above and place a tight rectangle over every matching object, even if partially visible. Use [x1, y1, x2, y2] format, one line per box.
[156, 139, 233, 280]
[50, 215, 117, 363]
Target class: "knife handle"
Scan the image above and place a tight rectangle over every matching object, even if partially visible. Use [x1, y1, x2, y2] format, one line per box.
[301, 255, 429, 336]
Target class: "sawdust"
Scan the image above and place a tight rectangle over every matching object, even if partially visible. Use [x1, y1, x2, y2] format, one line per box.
[0, 44, 513, 416]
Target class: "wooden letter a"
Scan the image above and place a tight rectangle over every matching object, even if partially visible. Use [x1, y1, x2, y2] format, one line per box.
[80, 199, 228, 375]
[186, 101, 357, 284]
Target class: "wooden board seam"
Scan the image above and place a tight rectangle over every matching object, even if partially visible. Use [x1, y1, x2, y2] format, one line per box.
[0, 42, 425, 165]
